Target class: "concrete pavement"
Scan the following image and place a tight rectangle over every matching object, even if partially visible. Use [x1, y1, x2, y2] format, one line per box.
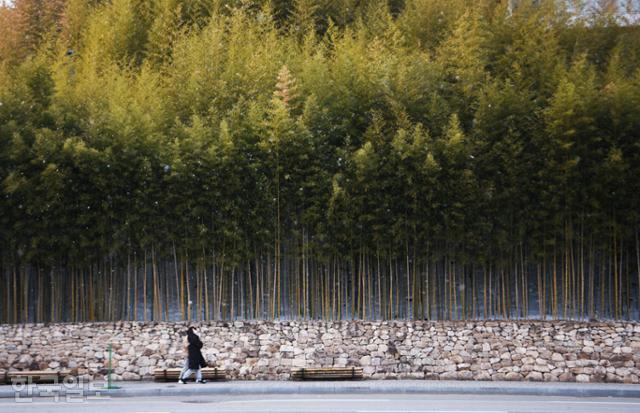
[1, 379, 640, 399]
[2, 393, 640, 413]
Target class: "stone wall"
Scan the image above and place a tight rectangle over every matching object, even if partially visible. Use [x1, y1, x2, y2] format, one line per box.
[1, 321, 639, 383]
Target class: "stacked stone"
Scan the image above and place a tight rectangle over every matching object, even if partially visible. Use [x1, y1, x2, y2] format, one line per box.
[0, 321, 638, 383]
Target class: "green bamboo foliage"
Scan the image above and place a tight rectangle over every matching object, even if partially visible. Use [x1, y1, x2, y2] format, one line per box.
[1, 0, 640, 322]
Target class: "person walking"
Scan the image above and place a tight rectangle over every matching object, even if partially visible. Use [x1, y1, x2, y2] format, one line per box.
[178, 326, 208, 384]
[178, 333, 190, 381]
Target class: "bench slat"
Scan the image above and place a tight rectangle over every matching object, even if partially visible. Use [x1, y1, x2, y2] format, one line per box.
[7, 370, 71, 383]
[293, 372, 359, 377]
[292, 372, 363, 374]
[292, 370, 363, 373]
[291, 367, 363, 381]
[9, 370, 71, 375]
[153, 368, 226, 381]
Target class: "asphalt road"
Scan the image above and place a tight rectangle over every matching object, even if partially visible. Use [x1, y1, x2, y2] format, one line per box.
[1, 394, 640, 413]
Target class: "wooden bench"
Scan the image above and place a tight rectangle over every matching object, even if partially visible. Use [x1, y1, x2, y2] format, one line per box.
[291, 367, 363, 380]
[6, 370, 71, 384]
[153, 367, 226, 382]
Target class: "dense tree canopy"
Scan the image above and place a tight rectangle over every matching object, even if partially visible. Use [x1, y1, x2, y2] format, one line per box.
[1, 0, 639, 322]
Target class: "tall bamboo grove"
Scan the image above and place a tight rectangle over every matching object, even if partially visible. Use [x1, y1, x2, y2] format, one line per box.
[1, 0, 640, 322]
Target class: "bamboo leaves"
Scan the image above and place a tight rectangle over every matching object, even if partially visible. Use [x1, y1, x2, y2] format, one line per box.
[0, 0, 640, 322]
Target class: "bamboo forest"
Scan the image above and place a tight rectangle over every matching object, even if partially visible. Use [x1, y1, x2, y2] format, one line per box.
[0, 0, 639, 323]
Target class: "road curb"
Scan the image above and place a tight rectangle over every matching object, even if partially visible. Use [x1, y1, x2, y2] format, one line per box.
[1, 380, 640, 399]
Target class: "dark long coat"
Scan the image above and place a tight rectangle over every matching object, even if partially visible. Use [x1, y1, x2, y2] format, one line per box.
[187, 331, 207, 370]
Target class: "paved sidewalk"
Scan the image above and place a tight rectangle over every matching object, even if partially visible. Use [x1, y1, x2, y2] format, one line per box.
[1, 380, 639, 399]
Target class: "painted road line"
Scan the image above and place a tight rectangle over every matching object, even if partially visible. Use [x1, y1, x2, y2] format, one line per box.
[549, 400, 640, 405]
[356, 411, 507, 413]
[218, 398, 393, 403]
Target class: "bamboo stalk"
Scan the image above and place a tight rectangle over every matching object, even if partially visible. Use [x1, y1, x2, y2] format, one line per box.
[580, 220, 584, 320]
[536, 262, 542, 320]
[88, 265, 94, 321]
[425, 255, 430, 320]
[483, 264, 487, 319]
[110, 257, 115, 320]
[163, 260, 169, 320]
[471, 264, 476, 319]
[23, 266, 28, 322]
[514, 252, 520, 319]
[230, 266, 235, 320]
[620, 237, 625, 319]
[213, 249, 218, 320]
[613, 225, 619, 319]
[246, 259, 252, 320]
[389, 258, 394, 319]
[1, 266, 4, 324]
[636, 229, 639, 319]
[406, 241, 410, 320]
[433, 258, 438, 319]
[186, 252, 192, 321]
[395, 259, 400, 319]
[542, 249, 547, 320]
[377, 249, 382, 320]
[142, 250, 147, 321]
[195, 260, 200, 320]
[563, 224, 568, 319]
[152, 246, 160, 320]
[552, 244, 557, 319]
[126, 252, 131, 320]
[369, 251, 373, 320]
[255, 255, 260, 319]
[600, 253, 606, 318]
[500, 264, 505, 319]
[521, 244, 526, 319]
[71, 267, 76, 322]
[588, 238, 594, 319]
[453, 260, 458, 320]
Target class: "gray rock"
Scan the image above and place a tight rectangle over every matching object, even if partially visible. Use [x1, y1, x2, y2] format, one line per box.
[576, 374, 590, 383]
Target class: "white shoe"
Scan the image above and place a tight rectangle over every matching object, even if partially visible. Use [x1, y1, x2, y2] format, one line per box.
[178, 379, 186, 384]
